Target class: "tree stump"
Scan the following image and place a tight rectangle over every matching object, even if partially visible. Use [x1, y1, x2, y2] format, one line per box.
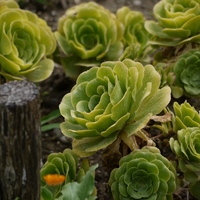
[0, 80, 41, 200]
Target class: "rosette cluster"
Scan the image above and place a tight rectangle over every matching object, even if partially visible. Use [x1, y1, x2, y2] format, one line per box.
[55, 1, 124, 78]
[170, 127, 200, 198]
[59, 59, 171, 157]
[0, 0, 56, 82]
[170, 101, 200, 198]
[145, 0, 200, 46]
[108, 147, 176, 200]
[173, 49, 200, 97]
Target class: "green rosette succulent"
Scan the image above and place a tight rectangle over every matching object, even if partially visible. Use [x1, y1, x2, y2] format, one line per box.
[173, 49, 200, 97]
[0, 0, 56, 82]
[40, 149, 78, 186]
[145, 0, 200, 46]
[59, 59, 171, 157]
[172, 101, 200, 133]
[116, 6, 152, 63]
[54, 2, 124, 79]
[170, 127, 200, 199]
[40, 149, 97, 200]
[108, 146, 177, 200]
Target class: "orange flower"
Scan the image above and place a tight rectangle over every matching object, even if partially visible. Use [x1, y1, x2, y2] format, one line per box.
[43, 174, 66, 186]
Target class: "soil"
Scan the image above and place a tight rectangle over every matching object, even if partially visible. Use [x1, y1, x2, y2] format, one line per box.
[19, 0, 198, 199]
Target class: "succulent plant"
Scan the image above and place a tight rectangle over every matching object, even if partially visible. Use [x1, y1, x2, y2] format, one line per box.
[40, 149, 97, 200]
[54, 2, 124, 79]
[170, 100, 200, 199]
[0, 0, 56, 82]
[145, 0, 200, 46]
[170, 127, 200, 179]
[116, 6, 151, 63]
[108, 146, 177, 200]
[172, 49, 200, 98]
[172, 101, 200, 133]
[59, 59, 171, 157]
[40, 149, 78, 188]
[170, 127, 200, 199]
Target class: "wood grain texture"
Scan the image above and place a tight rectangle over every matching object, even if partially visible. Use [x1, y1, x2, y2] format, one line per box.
[0, 80, 41, 200]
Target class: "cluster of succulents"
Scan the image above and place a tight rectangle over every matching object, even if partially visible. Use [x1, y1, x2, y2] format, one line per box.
[3, 0, 200, 199]
[144, 0, 200, 99]
[41, 1, 200, 199]
[56, 1, 200, 198]
[167, 101, 200, 199]
[54, 2, 151, 79]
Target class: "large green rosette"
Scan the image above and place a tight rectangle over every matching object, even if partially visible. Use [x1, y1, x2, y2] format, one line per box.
[54, 2, 124, 78]
[0, 0, 56, 82]
[109, 147, 176, 200]
[59, 59, 171, 157]
[145, 0, 200, 46]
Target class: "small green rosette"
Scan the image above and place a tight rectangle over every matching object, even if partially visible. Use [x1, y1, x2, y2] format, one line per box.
[172, 101, 200, 132]
[40, 149, 97, 200]
[170, 127, 200, 199]
[109, 146, 176, 200]
[173, 49, 200, 97]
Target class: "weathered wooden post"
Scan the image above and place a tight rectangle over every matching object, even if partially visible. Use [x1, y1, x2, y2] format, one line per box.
[0, 80, 41, 200]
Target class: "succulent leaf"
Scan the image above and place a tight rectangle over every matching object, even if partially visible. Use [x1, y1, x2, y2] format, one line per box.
[189, 180, 200, 200]
[56, 164, 98, 200]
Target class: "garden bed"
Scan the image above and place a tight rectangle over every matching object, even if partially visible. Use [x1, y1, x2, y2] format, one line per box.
[17, 0, 200, 199]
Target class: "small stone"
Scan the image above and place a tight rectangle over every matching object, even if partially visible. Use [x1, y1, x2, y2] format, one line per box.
[134, 0, 142, 6]
[59, 135, 69, 144]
